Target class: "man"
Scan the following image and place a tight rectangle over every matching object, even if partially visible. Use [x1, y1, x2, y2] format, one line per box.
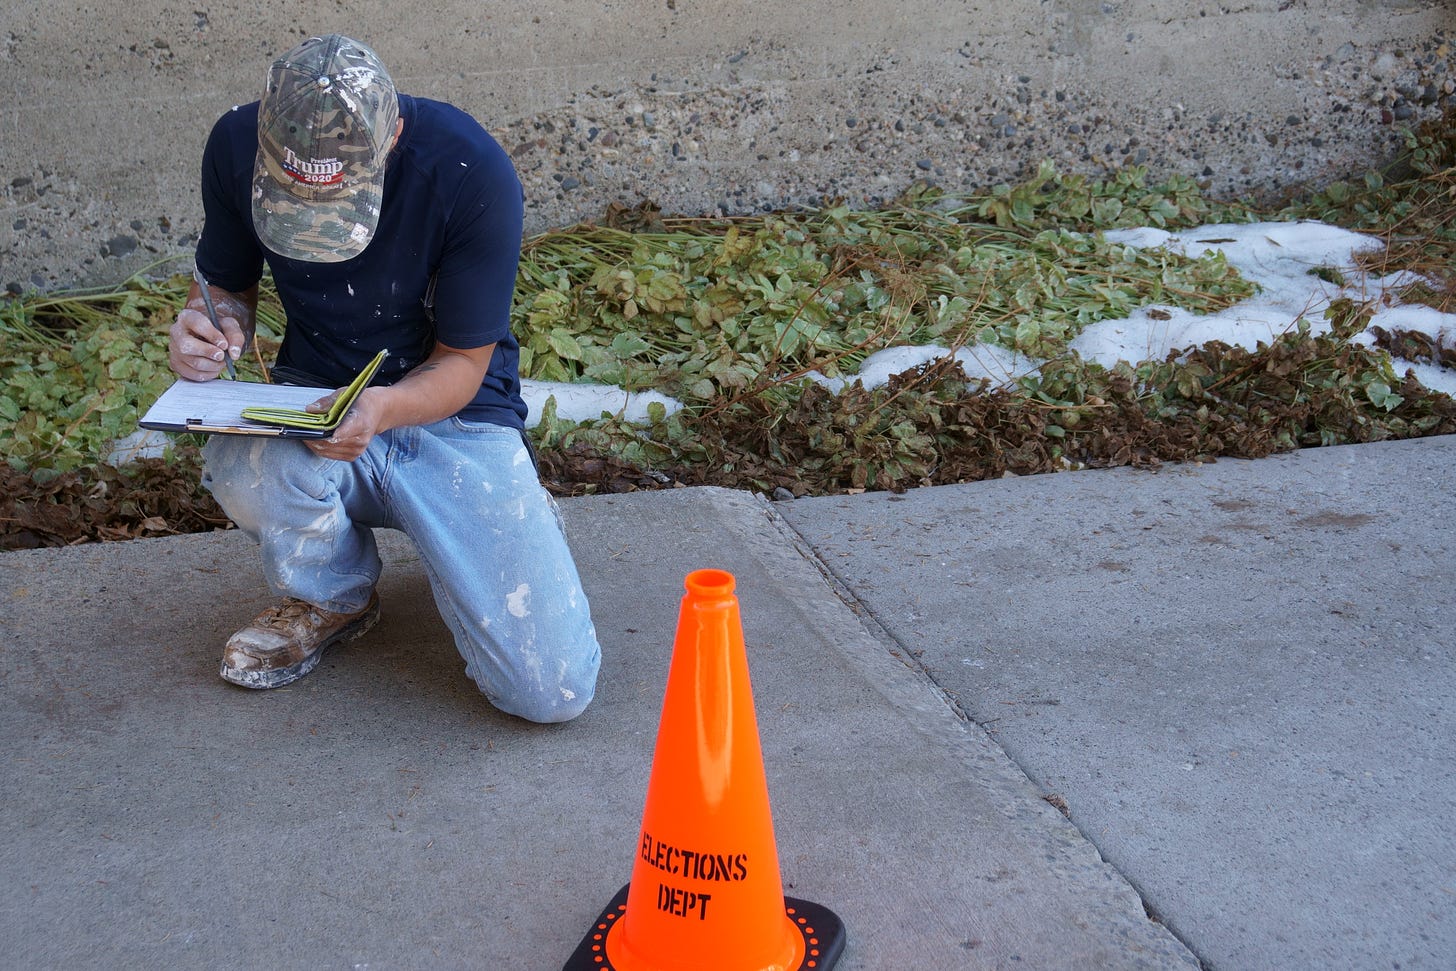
[168, 34, 600, 723]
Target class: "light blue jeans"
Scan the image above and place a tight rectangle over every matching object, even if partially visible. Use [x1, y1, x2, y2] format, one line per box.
[202, 418, 600, 723]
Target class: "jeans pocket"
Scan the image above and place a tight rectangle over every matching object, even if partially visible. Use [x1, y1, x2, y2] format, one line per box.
[448, 418, 539, 474]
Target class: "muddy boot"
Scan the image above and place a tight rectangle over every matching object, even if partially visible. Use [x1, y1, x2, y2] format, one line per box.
[220, 593, 381, 689]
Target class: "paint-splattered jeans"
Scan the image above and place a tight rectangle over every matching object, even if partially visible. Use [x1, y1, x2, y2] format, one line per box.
[202, 418, 601, 723]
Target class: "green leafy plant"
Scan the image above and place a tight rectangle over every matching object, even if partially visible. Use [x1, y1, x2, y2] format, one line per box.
[0, 268, 282, 481]
[2, 109, 1455, 547]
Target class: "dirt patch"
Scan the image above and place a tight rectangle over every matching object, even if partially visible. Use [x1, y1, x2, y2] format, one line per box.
[0, 448, 228, 549]
[1295, 511, 1378, 530]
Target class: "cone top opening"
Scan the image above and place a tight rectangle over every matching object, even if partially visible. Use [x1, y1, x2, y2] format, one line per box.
[684, 569, 736, 598]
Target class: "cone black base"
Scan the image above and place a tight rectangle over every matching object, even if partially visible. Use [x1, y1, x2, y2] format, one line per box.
[563, 883, 847, 970]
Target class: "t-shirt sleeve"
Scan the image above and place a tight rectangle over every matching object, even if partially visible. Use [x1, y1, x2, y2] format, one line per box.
[429, 143, 525, 350]
[194, 108, 265, 294]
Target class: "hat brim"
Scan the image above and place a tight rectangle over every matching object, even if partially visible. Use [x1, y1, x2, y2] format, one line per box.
[251, 145, 386, 263]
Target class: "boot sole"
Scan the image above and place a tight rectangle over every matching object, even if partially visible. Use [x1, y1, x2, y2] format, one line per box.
[219, 599, 382, 690]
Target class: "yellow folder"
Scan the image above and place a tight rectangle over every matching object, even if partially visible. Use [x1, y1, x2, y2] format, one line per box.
[240, 348, 389, 431]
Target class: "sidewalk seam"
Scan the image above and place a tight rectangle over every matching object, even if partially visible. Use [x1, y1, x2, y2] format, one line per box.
[760, 495, 977, 726]
[761, 494, 1211, 971]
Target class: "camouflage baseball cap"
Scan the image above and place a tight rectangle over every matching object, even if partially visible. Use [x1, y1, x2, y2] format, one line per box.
[251, 34, 399, 262]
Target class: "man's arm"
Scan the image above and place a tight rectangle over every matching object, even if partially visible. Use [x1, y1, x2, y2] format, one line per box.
[303, 340, 496, 462]
[168, 282, 258, 382]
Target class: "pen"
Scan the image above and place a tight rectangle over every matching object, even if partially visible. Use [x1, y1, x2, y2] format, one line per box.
[193, 265, 237, 380]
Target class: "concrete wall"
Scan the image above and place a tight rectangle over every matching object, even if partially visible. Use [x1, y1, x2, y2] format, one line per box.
[2, 1, 1452, 292]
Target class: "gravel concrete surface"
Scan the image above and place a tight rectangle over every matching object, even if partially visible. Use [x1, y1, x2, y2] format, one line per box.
[4, 2, 1453, 291]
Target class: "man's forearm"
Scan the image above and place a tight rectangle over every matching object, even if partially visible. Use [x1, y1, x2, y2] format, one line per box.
[373, 342, 496, 432]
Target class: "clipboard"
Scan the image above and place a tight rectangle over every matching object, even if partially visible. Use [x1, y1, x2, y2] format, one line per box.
[140, 349, 388, 439]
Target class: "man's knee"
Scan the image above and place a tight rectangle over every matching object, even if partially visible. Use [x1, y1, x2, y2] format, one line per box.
[490, 681, 596, 724]
[478, 651, 600, 724]
[531, 690, 596, 724]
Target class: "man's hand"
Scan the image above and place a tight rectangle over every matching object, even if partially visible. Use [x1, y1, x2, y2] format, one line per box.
[304, 387, 386, 462]
[302, 340, 497, 463]
[168, 281, 256, 382]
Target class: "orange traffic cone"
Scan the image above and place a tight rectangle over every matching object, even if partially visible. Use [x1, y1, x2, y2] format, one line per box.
[565, 569, 845, 971]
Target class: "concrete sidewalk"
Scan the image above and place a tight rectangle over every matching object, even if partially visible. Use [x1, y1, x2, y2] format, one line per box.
[780, 435, 1456, 971]
[1, 488, 1191, 969]
[2, 437, 1452, 969]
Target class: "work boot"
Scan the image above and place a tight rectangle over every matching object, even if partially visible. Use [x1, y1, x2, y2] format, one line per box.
[220, 593, 381, 689]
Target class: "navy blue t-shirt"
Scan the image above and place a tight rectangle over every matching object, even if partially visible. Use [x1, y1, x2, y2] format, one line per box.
[195, 94, 528, 429]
